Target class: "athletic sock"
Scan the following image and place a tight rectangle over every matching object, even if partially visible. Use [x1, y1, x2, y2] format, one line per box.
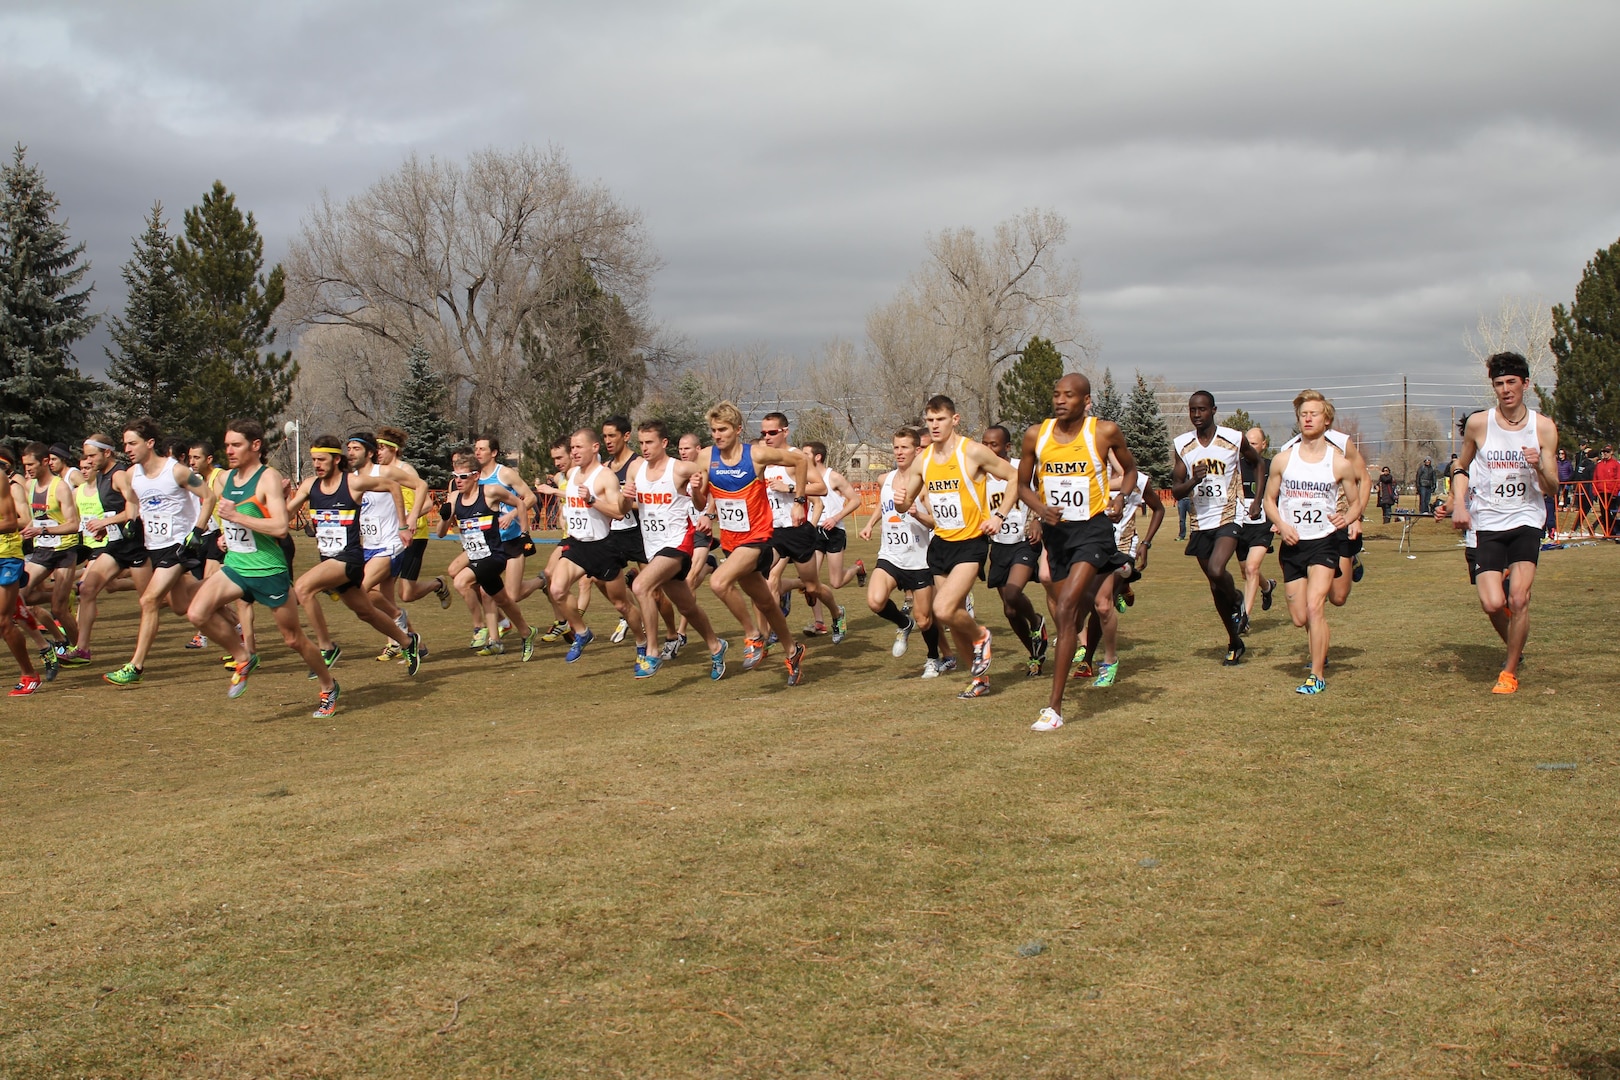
[922, 624, 941, 659]
[875, 600, 909, 629]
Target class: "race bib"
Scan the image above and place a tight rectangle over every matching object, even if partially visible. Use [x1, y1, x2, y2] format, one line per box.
[315, 522, 347, 557]
[641, 511, 672, 539]
[223, 520, 256, 554]
[715, 498, 750, 532]
[564, 506, 594, 535]
[33, 526, 61, 549]
[1490, 468, 1533, 507]
[883, 516, 918, 551]
[143, 512, 177, 547]
[930, 490, 964, 529]
[104, 523, 123, 543]
[360, 516, 383, 541]
[459, 517, 493, 560]
[1043, 474, 1092, 522]
[1192, 475, 1226, 503]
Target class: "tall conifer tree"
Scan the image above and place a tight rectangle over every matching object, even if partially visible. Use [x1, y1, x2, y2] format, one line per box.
[1121, 372, 1174, 485]
[0, 144, 99, 441]
[1550, 236, 1620, 444]
[388, 340, 456, 488]
[105, 203, 193, 429]
[1091, 367, 1124, 422]
[995, 336, 1065, 432]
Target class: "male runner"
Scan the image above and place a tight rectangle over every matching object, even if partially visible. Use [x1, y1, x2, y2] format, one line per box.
[690, 401, 808, 684]
[1276, 422, 1371, 604]
[1234, 426, 1277, 630]
[19, 443, 81, 652]
[756, 413, 842, 643]
[286, 435, 422, 676]
[64, 435, 147, 665]
[796, 440, 862, 635]
[547, 427, 643, 663]
[443, 447, 539, 660]
[1265, 390, 1359, 695]
[671, 431, 718, 653]
[344, 432, 423, 648]
[859, 426, 953, 676]
[102, 418, 217, 686]
[374, 426, 453, 614]
[1449, 352, 1559, 694]
[601, 415, 652, 644]
[981, 424, 1047, 676]
[1169, 392, 1266, 664]
[0, 446, 41, 695]
[895, 395, 1020, 700]
[458, 435, 538, 648]
[1017, 375, 1135, 729]
[534, 436, 588, 644]
[181, 420, 343, 715]
[620, 419, 727, 679]
[1078, 459, 1165, 687]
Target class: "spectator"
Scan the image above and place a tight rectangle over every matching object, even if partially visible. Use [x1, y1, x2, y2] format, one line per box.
[1594, 445, 1620, 538]
[1376, 465, 1398, 523]
[1556, 448, 1573, 508]
[1573, 443, 1597, 535]
[1415, 457, 1439, 514]
[1176, 494, 1191, 540]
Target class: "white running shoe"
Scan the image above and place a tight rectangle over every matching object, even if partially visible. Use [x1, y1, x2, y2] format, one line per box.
[394, 611, 410, 634]
[1031, 707, 1064, 731]
[964, 591, 975, 619]
[921, 657, 944, 679]
[610, 618, 630, 644]
[892, 618, 914, 658]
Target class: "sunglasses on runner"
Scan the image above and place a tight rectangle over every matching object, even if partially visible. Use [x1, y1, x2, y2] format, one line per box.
[760, 428, 784, 438]
[451, 471, 475, 480]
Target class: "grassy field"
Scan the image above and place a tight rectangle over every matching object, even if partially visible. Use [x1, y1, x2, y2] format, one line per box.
[3, 518, 1618, 1078]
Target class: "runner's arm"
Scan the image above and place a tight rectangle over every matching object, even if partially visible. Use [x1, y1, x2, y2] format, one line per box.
[1137, 475, 1165, 570]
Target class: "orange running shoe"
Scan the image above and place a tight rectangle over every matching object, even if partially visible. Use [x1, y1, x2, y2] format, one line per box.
[1491, 671, 1519, 694]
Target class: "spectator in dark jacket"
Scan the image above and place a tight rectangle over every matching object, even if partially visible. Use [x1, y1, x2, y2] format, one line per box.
[1556, 448, 1574, 507]
[1415, 458, 1439, 514]
[1573, 444, 1598, 535]
[1376, 466, 1398, 523]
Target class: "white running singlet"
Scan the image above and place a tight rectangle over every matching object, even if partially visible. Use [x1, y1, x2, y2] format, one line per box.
[987, 458, 1030, 545]
[131, 458, 195, 551]
[633, 458, 694, 561]
[1174, 426, 1245, 531]
[1468, 408, 1547, 533]
[1278, 442, 1340, 542]
[876, 470, 928, 571]
[563, 464, 612, 542]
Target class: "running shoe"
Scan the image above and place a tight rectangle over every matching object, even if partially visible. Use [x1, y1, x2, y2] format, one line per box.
[741, 636, 766, 671]
[609, 618, 629, 644]
[764, 631, 779, 648]
[1223, 640, 1246, 666]
[565, 628, 594, 663]
[659, 634, 687, 661]
[1092, 661, 1118, 688]
[40, 647, 58, 682]
[803, 621, 829, 637]
[969, 628, 992, 677]
[1295, 675, 1327, 695]
[307, 645, 342, 680]
[404, 632, 422, 676]
[104, 662, 142, 686]
[1025, 656, 1044, 677]
[1032, 616, 1049, 667]
[1031, 707, 1064, 731]
[521, 627, 539, 662]
[709, 638, 729, 681]
[376, 642, 403, 662]
[964, 592, 975, 619]
[1115, 593, 1127, 615]
[854, 559, 867, 587]
[477, 641, 506, 656]
[634, 653, 662, 679]
[1071, 658, 1093, 679]
[901, 596, 912, 617]
[1237, 610, 1251, 636]
[1491, 671, 1518, 695]
[784, 642, 806, 686]
[1123, 587, 1136, 608]
[313, 682, 341, 718]
[469, 628, 490, 650]
[540, 619, 569, 644]
[434, 575, 452, 608]
[940, 656, 958, 673]
[779, 590, 792, 617]
[1261, 578, 1276, 611]
[892, 618, 914, 658]
[1301, 658, 1332, 671]
[58, 647, 92, 667]
[957, 676, 989, 699]
[498, 617, 512, 638]
[920, 657, 944, 679]
[227, 654, 261, 699]
[222, 654, 237, 669]
[10, 674, 41, 697]
[1351, 554, 1364, 583]
[394, 611, 410, 634]
[831, 607, 848, 644]
[185, 633, 208, 650]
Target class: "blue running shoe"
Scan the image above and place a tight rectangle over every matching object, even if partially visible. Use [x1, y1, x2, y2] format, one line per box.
[1295, 675, 1327, 695]
[709, 638, 729, 680]
[565, 627, 594, 663]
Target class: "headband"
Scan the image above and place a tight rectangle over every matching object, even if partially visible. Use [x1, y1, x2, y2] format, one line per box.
[86, 439, 117, 452]
[377, 438, 400, 449]
[346, 433, 378, 451]
[310, 446, 343, 455]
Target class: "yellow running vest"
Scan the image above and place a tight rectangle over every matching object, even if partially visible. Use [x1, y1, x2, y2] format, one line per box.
[1035, 418, 1110, 522]
[922, 436, 989, 542]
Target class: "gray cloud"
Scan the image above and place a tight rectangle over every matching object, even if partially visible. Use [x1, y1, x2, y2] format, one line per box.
[4, 0, 1618, 436]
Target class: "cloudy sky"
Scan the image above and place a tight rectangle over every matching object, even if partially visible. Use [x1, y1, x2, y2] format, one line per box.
[4, 0, 1618, 432]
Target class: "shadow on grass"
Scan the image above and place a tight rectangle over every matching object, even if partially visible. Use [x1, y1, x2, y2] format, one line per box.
[1067, 653, 1168, 715]
[1437, 642, 1509, 680]
[1561, 1047, 1620, 1080]
[1266, 644, 1366, 676]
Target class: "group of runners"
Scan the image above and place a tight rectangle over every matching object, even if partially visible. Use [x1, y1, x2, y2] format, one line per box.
[0, 352, 1556, 724]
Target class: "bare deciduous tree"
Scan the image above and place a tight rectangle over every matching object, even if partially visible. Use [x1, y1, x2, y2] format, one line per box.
[866, 208, 1090, 430]
[686, 344, 795, 423]
[282, 145, 659, 444]
[1464, 296, 1556, 407]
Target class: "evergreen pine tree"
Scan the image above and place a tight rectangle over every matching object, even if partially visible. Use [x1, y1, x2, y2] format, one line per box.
[105, 202, 193, 429]
[1091, 367, 1124, 422]
[1550, 236, 1620, 444]
[995, 336, 1065, 432]
[388, 339, 457, 488]
[523, 259, 645, 456]
[1121, 372, 1174, 485]
[1221, 408, 1255, 433]
[171, 181, 295, 441]
[0, 144, 99, 442]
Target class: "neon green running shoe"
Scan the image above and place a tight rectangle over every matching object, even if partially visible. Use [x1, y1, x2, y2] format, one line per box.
[103, 662, 142, 686]
[1092, 661, 1118, 688]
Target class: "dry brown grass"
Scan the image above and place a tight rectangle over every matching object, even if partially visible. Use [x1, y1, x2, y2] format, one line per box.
[3, 521, 1618, 1078]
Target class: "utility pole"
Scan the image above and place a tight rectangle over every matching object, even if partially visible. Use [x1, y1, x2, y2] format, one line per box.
[1402, 375, 1409, 483]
